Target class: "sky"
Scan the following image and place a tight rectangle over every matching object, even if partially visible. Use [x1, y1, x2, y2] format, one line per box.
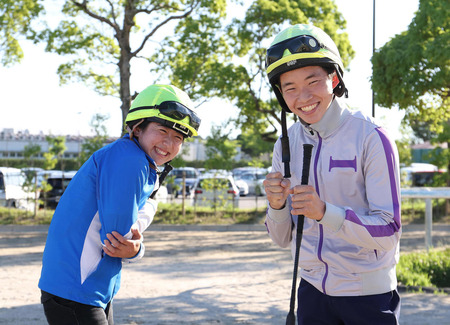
[0, 0, 419, 139]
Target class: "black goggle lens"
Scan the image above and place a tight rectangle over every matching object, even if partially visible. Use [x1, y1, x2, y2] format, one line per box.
[266, 35, 322, 67]
[158, 102, 201, 131]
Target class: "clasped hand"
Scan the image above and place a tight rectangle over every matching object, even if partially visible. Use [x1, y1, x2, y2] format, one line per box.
[103, 228, 142, 259]
[263, 172, 325, 221]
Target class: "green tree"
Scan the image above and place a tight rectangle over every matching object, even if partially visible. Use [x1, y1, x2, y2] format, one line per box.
[23, 143, 41, 166]
[372, 0, 449, 133]
[43, 135, 67, 170]
[371, 0, 449, 192]
[237, 127, 274, 162]
[204, 123, 237, 170]
[0, 0, 45, 66]
[78, 113, 109, 165]
[33, 0, 225, 133]
[154, 0, 354, 141]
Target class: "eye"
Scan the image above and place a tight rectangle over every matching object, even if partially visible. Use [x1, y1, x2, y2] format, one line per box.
[282, 85, 295, 94]
[309, 79, 319, 85]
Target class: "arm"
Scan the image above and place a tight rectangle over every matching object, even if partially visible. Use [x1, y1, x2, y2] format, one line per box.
[103, 198, 158, 260]
[318, 127, 402, 251]
[264, 140, 294, 248]
[96, 146, 155, 245]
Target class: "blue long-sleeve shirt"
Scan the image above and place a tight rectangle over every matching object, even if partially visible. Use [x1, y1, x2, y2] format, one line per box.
[39, 135, 157, 308]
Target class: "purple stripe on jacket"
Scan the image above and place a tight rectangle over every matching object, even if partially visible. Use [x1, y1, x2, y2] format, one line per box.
[345, 127, 401, 237]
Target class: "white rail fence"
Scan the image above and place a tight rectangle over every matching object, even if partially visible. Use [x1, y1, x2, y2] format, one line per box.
[401, 187, 450, 251]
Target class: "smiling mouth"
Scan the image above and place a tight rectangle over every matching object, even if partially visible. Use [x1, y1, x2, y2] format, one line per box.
[300, 103, 318, 112]
[155, 147, 168, 156]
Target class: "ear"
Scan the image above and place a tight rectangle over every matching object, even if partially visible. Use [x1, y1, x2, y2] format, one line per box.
[133, 127, 142, 137]
[332, 74, 339, 88]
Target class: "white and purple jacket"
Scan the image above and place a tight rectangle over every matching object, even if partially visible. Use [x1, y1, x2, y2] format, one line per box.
[265, 99, 402, 296]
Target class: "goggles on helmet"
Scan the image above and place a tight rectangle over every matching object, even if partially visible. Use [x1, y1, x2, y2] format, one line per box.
[128, 101, 200, 136]
[266, 35, 337, 68]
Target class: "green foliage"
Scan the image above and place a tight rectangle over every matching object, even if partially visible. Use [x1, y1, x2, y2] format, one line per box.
[33, 0, 227, 133]
[372, 0, 449, 134]
[153, 203, 265, 225]
[0, 0, 45, 66]
[0, 158, 78, 170]
[23, 143, 42, 167]
[78, 114, 109, 166]
[43, 136, 67, 170]
[237, 127, 275, 159]
[195, 176, 233, 210]
[0, 204, 266, 225]
[401, 198, 449, 224]
[0, 206, 53, 225]
[397, 248, 450, 288]
[204, 124, 238, 170]
[153, 0, 354, 143]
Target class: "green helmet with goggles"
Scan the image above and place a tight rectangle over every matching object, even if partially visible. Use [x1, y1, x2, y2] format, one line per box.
[266, 24, 347, 112]
[125, 84, 201, 138]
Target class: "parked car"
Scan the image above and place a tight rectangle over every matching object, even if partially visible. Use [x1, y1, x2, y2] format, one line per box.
[167, 167, 199, 198]
[400, 163, 443, 187]
[0, 167, 34, 210]
[234, 178, 249, 196]
[192, 174, 240, 208]
[153, 185, 169, 203]
[39, 170, 77, 208]
[235, 171, 267, 196]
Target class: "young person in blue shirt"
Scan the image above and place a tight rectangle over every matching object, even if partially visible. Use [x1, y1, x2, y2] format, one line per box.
[39, 84, 201, 324]
[263, 24, 402, 324]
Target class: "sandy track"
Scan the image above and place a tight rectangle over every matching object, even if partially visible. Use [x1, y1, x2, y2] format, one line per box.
[0, 224, 449, 324]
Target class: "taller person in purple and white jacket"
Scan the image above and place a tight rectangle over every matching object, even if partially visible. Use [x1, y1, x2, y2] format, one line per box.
[264, 24, 401, 324]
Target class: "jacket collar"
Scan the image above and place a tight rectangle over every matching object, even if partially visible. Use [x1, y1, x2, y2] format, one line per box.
[303, 99, 348, 138]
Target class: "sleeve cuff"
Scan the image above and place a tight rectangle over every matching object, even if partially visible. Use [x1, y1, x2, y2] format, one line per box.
[125, 242, 145, 263]
[317, 202, 345, 232]
[267, 203, 291, 223]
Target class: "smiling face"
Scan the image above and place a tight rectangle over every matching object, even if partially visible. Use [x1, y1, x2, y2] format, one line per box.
[279, 65, 335, 125]
[134, 122, 184, 166]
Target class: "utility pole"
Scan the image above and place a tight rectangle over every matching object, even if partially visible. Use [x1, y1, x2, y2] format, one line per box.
[372, 0, 376, 118]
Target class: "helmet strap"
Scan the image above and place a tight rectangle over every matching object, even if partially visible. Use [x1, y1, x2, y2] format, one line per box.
[333, 65, 348, 98]
[127, 119, 144, 140]
[150, 162, 174, 199]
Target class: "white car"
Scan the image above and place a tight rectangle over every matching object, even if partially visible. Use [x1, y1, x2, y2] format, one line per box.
[0, 167, 34, 210]
[192, 174, 240, 208]
[235, 171, 266, 196]
[234, 178, 249, 196]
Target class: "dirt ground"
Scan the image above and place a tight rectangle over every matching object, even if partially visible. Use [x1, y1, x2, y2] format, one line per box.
[0, 224, 449, 325]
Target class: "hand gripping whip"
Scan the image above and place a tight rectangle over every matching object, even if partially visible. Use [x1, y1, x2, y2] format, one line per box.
[286, 143, 313, 325]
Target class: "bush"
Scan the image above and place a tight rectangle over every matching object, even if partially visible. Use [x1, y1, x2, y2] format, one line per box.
[0, 203, 266, 226]
[397, 248, 450, 288]
[153, 203, 265, 225]
[0, 207, 53, 225]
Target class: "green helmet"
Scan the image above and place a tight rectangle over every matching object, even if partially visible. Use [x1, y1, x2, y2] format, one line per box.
[125, 84, 201, 137]
[266, 24, 347, 112]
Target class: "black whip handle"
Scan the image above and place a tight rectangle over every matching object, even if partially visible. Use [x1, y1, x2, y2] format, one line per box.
[286, 144, 313, 325]
[281, 109, 291, 178]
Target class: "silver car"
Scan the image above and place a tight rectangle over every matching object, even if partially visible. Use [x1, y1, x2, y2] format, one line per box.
[192, 174, 240, 208]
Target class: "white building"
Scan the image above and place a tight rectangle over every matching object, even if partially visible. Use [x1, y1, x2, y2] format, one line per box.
[0, 128, 209, 162]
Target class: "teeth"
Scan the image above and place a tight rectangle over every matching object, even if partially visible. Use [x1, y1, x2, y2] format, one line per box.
[155, 148, 168, 156]
[301, 104, 316, 112]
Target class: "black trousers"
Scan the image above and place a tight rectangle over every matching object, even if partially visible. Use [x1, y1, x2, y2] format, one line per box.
[41, 291, 114, 325]
[297, 280, 400, 325]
